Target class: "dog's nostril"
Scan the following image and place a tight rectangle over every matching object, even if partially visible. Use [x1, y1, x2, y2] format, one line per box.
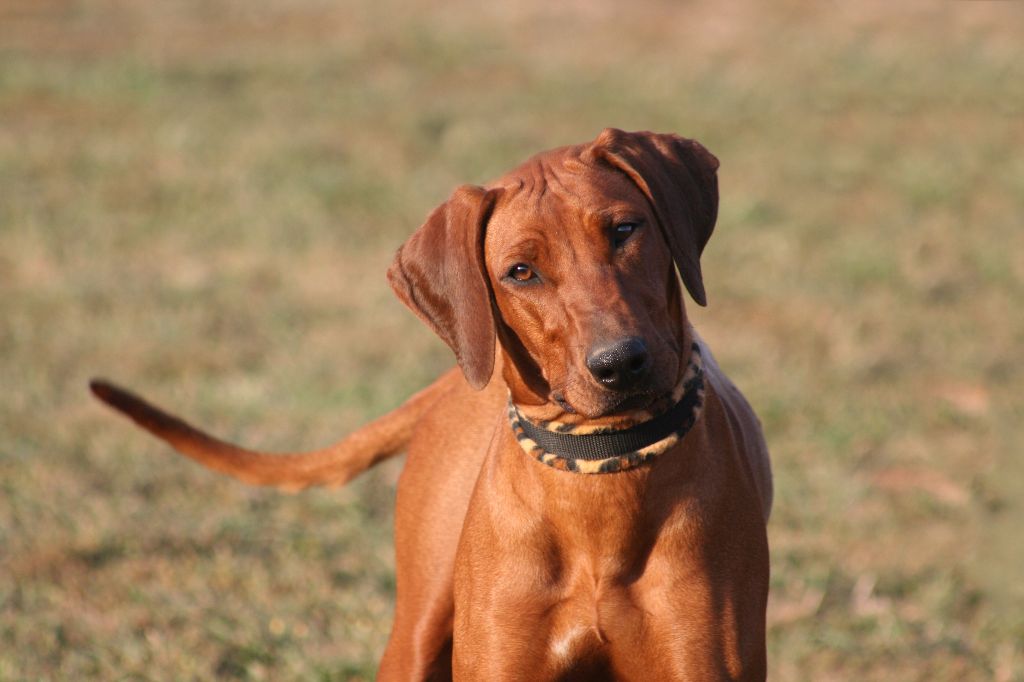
[628, 354, 648, 373]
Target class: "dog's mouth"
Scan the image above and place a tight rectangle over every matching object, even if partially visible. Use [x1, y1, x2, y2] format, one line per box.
[605, 390, 660, 414]
[552, 392, 577, 414]
[544, 352, 682, 423]
[551, 386, 670, 422]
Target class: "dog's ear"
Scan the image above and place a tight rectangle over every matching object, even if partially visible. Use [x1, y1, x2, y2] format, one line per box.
[587, 128, 719, 306]
[387, 185, 500, 390]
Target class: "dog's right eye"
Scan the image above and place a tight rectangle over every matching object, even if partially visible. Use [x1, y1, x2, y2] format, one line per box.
[506, 263, 537, 283]
[612, 222, 639, 248]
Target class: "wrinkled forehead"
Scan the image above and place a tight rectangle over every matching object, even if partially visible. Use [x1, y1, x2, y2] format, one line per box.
[485, 152, 648, 250]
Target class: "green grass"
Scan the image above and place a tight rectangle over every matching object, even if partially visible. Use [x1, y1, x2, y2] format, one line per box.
[2, 1, 1022, 679]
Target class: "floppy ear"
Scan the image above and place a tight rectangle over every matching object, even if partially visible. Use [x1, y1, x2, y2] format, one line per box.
[587, 128, 719, 306]
[387, 185, 500, 390]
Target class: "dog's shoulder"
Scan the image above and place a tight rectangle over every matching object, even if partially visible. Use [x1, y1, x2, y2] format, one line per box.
[693, 331, 773, 521]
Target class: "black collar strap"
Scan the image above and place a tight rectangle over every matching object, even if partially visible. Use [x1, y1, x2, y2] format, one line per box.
[508, 343, 706, 474]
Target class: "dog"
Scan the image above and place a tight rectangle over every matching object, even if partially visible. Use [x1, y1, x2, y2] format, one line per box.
[92, 128, 772, 681]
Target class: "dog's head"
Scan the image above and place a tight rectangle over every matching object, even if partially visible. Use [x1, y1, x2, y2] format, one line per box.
[388, 129, 719, 422]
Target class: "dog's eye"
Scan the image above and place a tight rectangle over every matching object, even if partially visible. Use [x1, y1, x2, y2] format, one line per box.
[612, 223, 638, 247]
[507, 263, 537, 282]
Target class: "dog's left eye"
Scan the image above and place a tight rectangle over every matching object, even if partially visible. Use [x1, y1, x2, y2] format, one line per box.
[612, 223, 638, 247]
[507, 263, 537, 283]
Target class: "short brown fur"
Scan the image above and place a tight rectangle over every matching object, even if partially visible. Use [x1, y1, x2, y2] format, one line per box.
[92, 129, 772, 681]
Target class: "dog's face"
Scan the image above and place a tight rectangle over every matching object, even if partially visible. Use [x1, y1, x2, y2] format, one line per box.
[388, 129, 719, 422]
[484, 164, 682, 420]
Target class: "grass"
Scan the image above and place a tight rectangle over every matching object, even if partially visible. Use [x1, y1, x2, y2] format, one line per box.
[2, 1, 1022, 679]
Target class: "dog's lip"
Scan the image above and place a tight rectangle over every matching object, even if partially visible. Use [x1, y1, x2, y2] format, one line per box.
[604, 390, 661, 415]
[551, 392, 576, 414]
[553, 387, 666, 421]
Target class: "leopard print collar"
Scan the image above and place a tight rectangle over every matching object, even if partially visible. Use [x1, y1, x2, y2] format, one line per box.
[508, 343, 706, 474]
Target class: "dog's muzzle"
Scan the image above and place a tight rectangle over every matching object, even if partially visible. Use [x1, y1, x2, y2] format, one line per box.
[509, 343, 706, 474]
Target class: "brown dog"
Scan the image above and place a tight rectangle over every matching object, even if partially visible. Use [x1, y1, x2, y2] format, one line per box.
[92, 128, 772, 681]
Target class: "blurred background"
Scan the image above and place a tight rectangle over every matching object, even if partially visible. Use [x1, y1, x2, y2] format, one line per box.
[1, 1, 1021, 679]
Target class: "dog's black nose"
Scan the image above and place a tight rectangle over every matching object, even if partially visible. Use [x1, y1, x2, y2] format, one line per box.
[586, 337, 652, 391]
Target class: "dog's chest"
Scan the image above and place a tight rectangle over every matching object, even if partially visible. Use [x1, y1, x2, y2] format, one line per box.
[539, 587, 625, 680]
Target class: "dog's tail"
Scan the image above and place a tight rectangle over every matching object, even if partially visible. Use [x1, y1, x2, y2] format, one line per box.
[89, 375, 450, 491]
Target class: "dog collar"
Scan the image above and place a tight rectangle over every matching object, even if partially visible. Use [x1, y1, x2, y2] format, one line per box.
[508, 343, 706, 474]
